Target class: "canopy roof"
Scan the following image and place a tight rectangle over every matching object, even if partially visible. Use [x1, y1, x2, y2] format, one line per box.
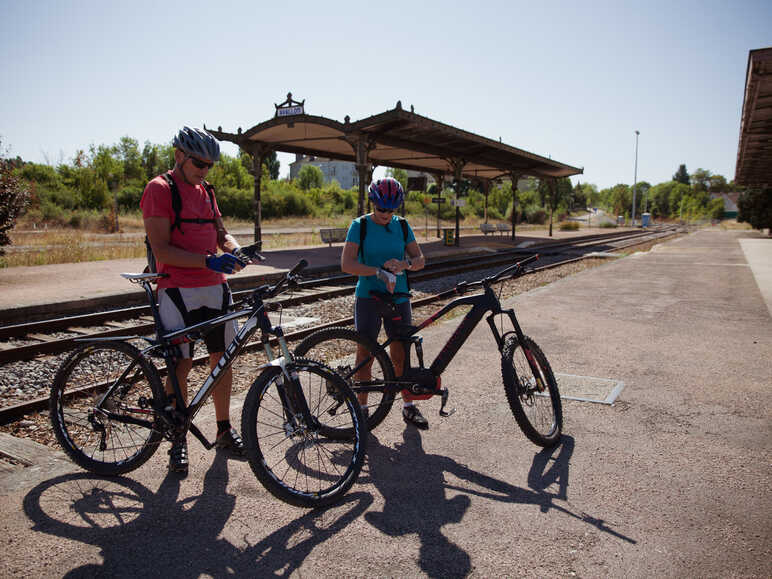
[735, 47, 772, 186]
[209, 99, 582, 181]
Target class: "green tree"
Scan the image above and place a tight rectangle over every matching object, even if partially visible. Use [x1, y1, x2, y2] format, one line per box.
[648, 181, 676, 217]
[264, 151, 280, 180]
[89, 144, 122, 191]
[117, 136, 144, 182]
[737, 187, 772, 232]
[708, 174, 728, 192]
[297, 164, 324, 190]
[0, 142, 30, 253]
[690, 168, 711, 193]
[673, 164, 689, 185]
[540, 177, 572, 235]
[141, 141, 174, 180]
[385, 167, 408, 191]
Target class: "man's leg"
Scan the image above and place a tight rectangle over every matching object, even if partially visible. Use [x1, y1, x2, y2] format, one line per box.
[209, 352, 231, 421]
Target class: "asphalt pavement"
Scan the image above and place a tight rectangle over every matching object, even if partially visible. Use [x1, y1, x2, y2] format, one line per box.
[0, 228, 770, 577]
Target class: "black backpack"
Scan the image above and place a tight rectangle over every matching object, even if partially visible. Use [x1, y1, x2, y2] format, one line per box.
[144, 172, 216, 274]
[358, 215, 411, 288]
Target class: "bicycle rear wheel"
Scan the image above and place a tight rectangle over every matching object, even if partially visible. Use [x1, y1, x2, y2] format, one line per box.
[49, 341, 164, 475]
[241, 358, 367, 508]
[294, 326, 396, 433]
[501, 335, 562, 447]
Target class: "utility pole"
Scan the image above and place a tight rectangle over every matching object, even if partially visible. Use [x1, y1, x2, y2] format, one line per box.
[632, 130, 639, 227]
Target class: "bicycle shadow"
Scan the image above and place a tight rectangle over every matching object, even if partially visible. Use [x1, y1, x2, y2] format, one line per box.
[362, 431, 634, 578]
[23, 452, 372, 577]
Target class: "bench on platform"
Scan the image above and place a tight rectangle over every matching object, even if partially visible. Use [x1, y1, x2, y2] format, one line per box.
[496, 223, 512, 235]
[480, 223, 497, 235]
[319, 228, 348, 246]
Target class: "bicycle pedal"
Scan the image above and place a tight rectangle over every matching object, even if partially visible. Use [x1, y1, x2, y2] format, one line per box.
[439, 388, 455, 417]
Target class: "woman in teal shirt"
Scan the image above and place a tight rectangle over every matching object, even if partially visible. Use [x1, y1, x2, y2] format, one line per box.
[341, 178, 428, 428]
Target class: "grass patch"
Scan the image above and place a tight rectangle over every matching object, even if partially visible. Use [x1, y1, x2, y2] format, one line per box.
[558, 221, 580, 231]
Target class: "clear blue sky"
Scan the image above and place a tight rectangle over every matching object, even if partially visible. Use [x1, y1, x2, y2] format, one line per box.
[1, 0, 770, 190]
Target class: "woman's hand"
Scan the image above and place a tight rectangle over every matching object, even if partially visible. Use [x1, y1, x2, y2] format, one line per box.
[383, 258, 408, 274]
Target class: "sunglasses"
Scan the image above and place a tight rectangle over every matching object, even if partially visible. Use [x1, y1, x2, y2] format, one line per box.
[375, 206, 394, 213]
[188, 156, 214, 170]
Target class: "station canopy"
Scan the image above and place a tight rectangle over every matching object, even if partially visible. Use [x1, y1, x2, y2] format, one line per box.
[209, 95, 583, 182]
[735, 47, 772, 186]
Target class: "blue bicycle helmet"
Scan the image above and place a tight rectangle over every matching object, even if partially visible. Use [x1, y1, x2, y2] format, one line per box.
[368, 178, 404, 210]
[173, 126, 221, 163]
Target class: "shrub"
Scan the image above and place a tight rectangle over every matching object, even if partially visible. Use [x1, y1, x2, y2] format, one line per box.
[559, 221, 580, 231]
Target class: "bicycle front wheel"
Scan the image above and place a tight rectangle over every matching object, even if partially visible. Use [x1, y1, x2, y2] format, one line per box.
[241, 358, 367, 508]
[501, 335, 563, 447]
[294, 326, 396, 433]
[49, 341, 164, 475]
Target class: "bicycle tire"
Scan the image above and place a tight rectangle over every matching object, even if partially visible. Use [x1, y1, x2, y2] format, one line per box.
[240, 358, 367, 508]
[294, 327, 397, 434]
[501, 334, 563, 447]
[49, 341, 164, 476]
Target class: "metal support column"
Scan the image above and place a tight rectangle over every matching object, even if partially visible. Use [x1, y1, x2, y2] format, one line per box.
[245, 143, 270, 248]
[347, 134, 374, 217]
[509, 171, 523, 242]
[433, 173, 444, 238]
[547, 177, 556, 237]
[449, 159, 466, 247]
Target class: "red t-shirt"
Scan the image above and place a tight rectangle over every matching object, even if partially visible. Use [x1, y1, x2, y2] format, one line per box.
[140, 173, 226, 289]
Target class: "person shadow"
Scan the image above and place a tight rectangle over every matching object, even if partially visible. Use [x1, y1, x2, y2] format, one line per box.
[23, 451, 372, 577]
[362, 431, 634, 578]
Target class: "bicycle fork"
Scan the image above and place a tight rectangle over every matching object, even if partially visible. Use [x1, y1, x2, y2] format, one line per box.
[488, 309, 546, 393]
[264, 336, 319, 437]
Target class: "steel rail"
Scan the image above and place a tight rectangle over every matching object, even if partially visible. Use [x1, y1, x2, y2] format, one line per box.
[0, 227, 682, 425]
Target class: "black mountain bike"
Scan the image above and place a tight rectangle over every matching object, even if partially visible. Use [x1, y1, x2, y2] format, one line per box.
[49, 258, 367, 508]
[295, 254, 562, 447]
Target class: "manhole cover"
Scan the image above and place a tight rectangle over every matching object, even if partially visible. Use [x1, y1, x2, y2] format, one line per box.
[554, 373, 624, 405]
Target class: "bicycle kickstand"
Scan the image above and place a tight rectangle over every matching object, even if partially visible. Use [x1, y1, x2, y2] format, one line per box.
[439, 388, 456, 417]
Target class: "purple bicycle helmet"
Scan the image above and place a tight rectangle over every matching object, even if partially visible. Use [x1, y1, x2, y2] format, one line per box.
[368, 178, 404, 210]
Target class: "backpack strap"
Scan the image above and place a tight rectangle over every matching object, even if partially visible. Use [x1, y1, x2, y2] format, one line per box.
[358, 216, 368, 261]
[162, 171, 216, 234]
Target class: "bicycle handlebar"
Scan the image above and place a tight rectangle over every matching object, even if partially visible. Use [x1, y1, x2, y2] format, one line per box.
[250, 259, 308, 303]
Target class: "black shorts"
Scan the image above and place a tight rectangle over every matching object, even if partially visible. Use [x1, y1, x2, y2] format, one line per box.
[158, 284, 236, 358]
[354, 297, 412, 344]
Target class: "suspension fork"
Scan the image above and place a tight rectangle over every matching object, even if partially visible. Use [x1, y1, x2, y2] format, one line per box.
[266, 334, 318, 430]
[489, 309, 546, 392]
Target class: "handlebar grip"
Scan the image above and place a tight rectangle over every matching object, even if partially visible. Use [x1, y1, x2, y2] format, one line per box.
[289, 259, 308, 277]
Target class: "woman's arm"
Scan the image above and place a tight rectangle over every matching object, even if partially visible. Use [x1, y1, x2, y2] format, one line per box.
[341, 241, 380, 277]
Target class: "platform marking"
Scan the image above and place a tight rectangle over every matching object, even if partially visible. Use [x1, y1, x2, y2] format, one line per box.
[553, 373, 625, 405]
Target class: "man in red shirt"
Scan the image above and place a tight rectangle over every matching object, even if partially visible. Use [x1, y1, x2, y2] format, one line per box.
[141, 126, 247, 475]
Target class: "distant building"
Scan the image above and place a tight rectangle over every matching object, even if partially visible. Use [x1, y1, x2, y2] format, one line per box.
[289, 155, 359, 189]
[709, 192, 740, 218]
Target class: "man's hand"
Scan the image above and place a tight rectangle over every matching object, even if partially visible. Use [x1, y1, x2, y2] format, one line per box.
[205, 253, 247, 274]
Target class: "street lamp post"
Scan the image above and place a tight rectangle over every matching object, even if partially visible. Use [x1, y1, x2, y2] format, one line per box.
[632, 130, 639, 227]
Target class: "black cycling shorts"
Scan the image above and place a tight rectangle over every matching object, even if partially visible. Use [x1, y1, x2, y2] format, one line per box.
[354, 297, 412, 344]
[158, 284, 236, 358]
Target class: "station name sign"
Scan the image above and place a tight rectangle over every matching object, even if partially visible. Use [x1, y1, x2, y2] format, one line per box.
[277, 105, 304, 117]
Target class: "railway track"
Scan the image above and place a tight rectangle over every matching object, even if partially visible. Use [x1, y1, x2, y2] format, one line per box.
[0, 226, 675, 364]
[0, 226, 681, 426]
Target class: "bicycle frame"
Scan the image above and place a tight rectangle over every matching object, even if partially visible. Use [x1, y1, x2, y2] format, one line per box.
[89, 262, 308, 449]
[351, 254, 541, 394]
